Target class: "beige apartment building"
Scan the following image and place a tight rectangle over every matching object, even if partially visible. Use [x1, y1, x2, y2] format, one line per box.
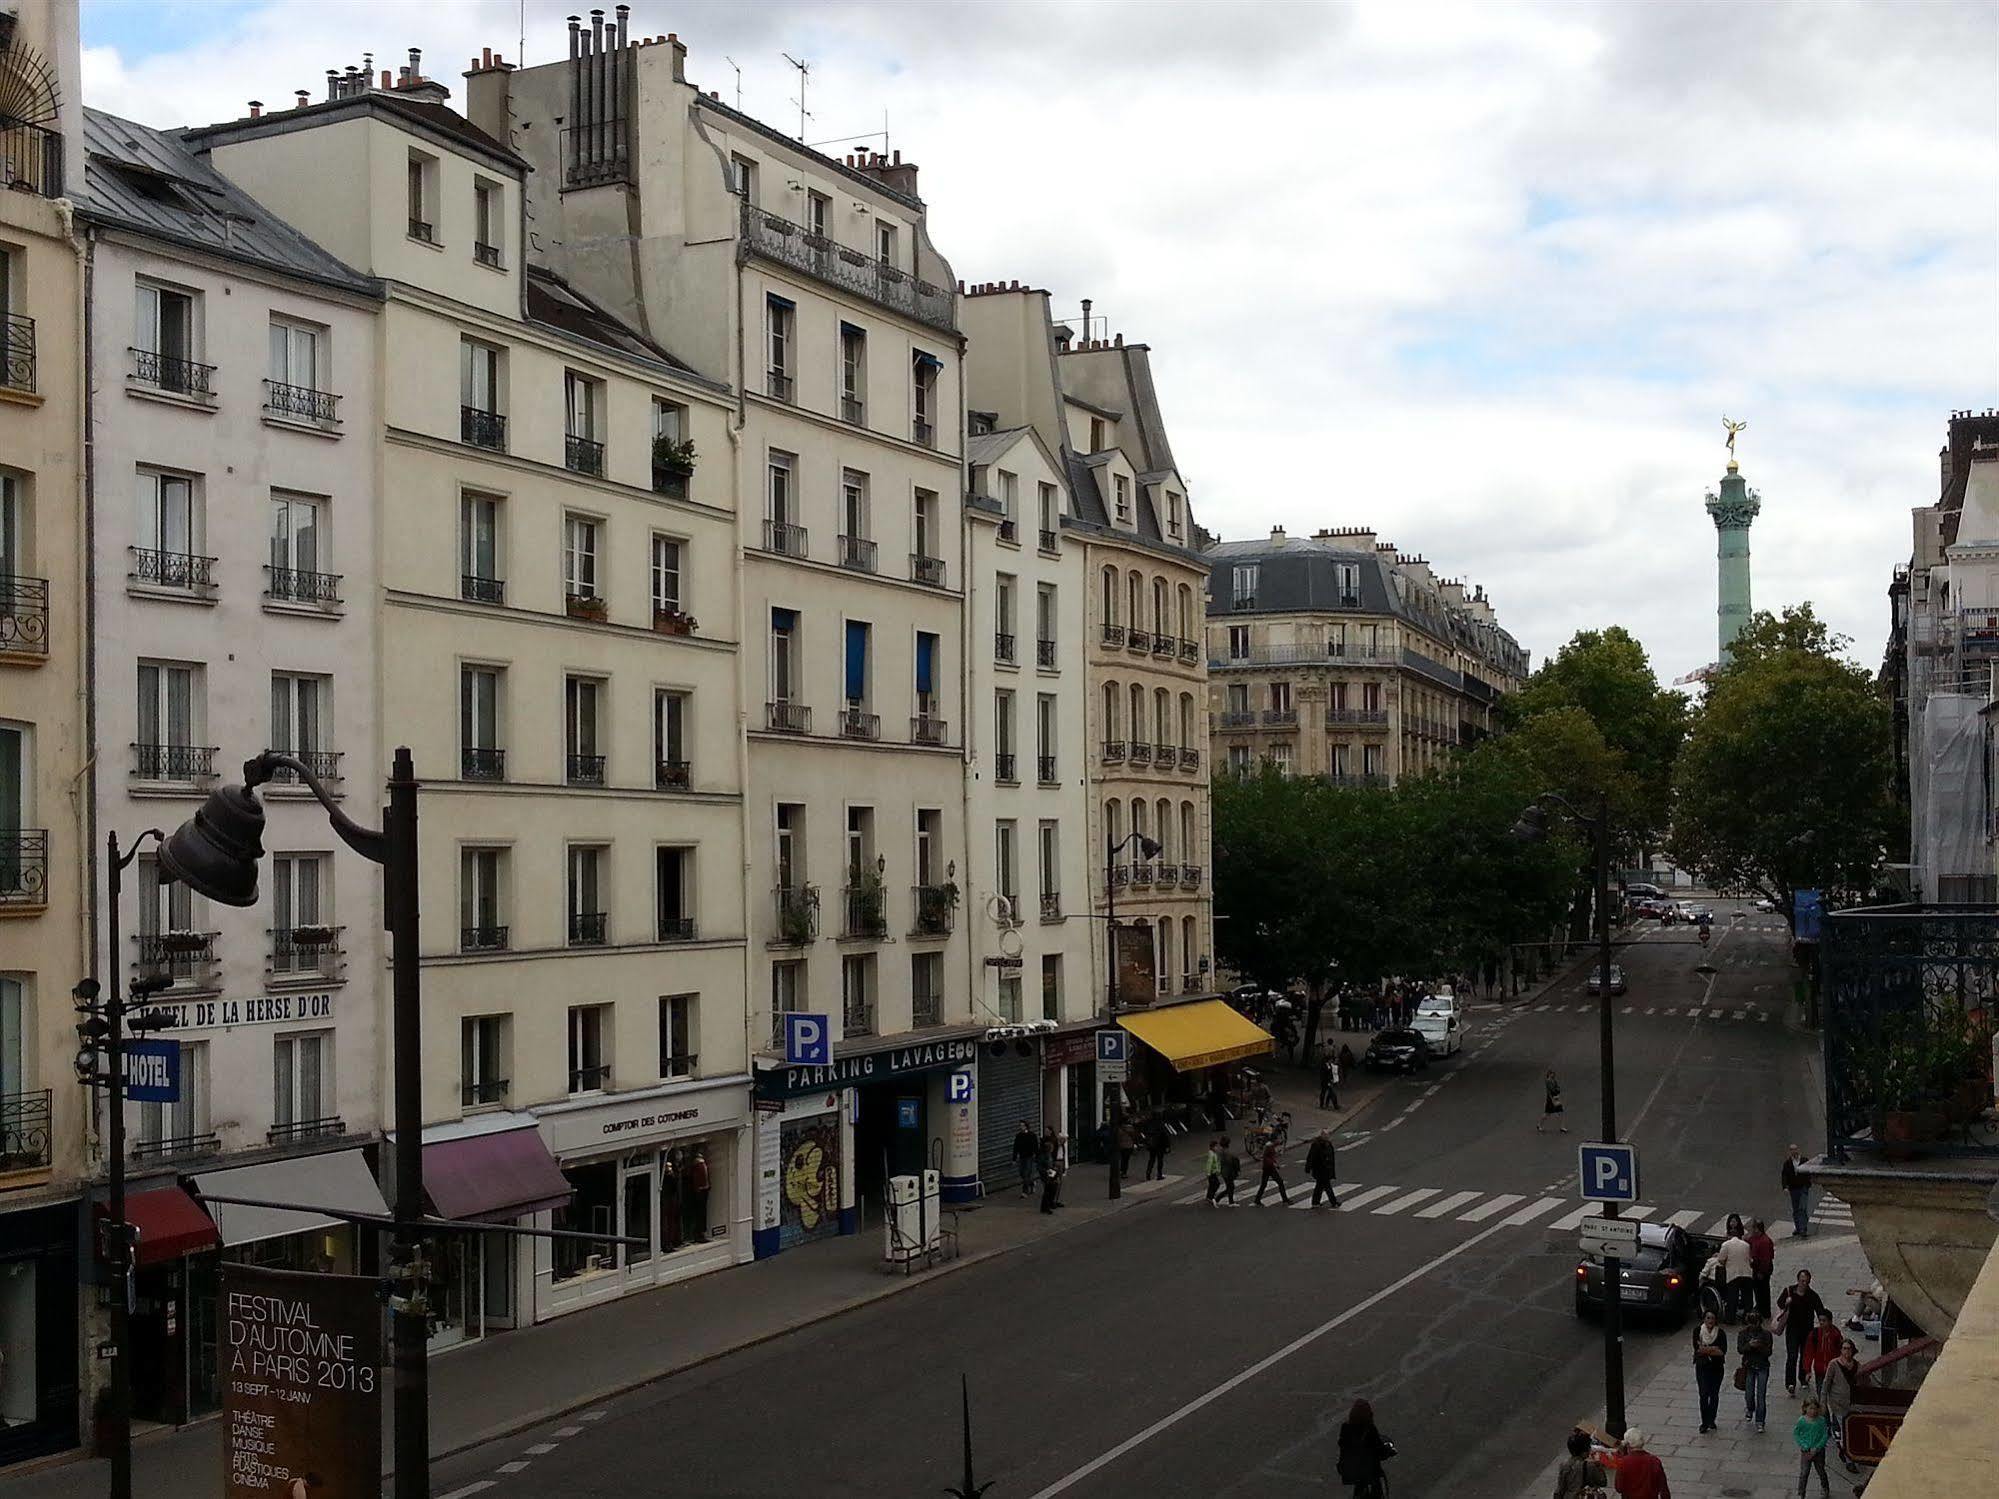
[466, 21, 977, 1247]
[0, 0, 88, 1466]
[189, 61, 752, 1327]
[1203, 528, 1528, 783]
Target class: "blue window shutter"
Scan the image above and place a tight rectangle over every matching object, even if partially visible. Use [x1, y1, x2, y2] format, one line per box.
[845, 621, 867, 701]
[913, 350, 941, 370]
[767, 292, 796, 312]
[772, 607, 796, 632]
[916, 633, 936, 694]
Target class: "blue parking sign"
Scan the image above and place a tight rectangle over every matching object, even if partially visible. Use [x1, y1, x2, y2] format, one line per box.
[947, 1068, 975, 1103]
[1096, 1031, 1128, 1065]
[783, 1013, 830, 1066]
[1578, 1142, 1638, 1203]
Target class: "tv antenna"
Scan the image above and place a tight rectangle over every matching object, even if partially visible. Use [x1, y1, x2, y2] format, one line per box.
[721, 55, 742, 110]
[782, 52, 811, 139]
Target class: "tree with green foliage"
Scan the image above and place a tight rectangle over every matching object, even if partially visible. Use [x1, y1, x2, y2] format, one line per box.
[1669, 604, 1896, 916]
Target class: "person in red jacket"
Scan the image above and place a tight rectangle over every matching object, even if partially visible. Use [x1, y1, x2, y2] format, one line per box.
[1799, 1308, 1843, 1397]
[1746, 1217, 1777, 1319]
[1580, 1425, 1671, 1499]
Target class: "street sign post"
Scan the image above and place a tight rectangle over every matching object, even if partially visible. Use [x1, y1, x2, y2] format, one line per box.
[1578, 1141, 1639, 1203]
[1578, 1216, 1641, 1259]
[1096, 1029, 1129, 1084]
[783, 1013, 830, 1066]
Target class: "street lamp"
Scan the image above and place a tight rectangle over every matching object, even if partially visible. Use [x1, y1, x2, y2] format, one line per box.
[1103, 830, 1162, 1200]
[162, 747, 428, 1499]
[1513, 791, 1626, 1438]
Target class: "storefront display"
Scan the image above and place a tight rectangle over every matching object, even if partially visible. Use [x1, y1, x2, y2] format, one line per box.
[0, 1200, 79, 1469]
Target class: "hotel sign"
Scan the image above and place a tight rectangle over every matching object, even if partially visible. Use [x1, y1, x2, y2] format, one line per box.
[155, 992, 336, 1032]
[755, 1036, 979, 1100]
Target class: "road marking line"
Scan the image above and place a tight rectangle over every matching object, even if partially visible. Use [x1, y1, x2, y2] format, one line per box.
[1373, 1188, 1441, 1216]
[1021, 1216, 1524, 1499]
[1502, 1196, 1567, 1227]
[554, 1426, 585, 1437]
[1551, 1202, 1609, 1230]
[579, 1411, 607, 1422]
[1379, 1118, 1404, 1131]
[1664, 1210, 1705, 1229]
[1173, 1187, 1208, 1204]
[1338, 1185, 1400, 1212]
[1625, 1205, 1656, 1220]
[1460, 1192, 1525, 1221]
[1622, 1006, 1634, 1015]
[495, 1462, 530, 1474]
[1417, 1190, 1482, 1219]
[440, 1485, 496, 1499]
[1709, 1009, 1726, 1019]
[1704, 1215, 1734, 1236]
[524, 1443, 559, 1455]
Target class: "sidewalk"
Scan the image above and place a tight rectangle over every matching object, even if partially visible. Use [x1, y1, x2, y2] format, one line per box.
[1519, 1228, 1877, 1499]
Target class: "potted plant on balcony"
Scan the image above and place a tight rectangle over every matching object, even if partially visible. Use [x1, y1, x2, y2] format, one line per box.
[652, 607, 698, 636]
[781, 887, 819, 945]
[1862, 1012, 1984, 1156]
[917, 879, 959, 935]
[566, 591, 608, 622]
[853, 865, 887, 934]
[653, 436, 696, 495]
[287, 924, 338, 948]
[157, 929, 210, 955]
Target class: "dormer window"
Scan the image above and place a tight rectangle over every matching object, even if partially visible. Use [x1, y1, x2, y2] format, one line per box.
[407, 151, 438, 243]
[1113, 474, 1130, 523]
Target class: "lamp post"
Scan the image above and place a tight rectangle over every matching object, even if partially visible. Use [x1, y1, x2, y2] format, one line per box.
[1103, 830, 1162, 1200]
[159, 748, 427, 1498]
[1513, 791, 1624, 1437]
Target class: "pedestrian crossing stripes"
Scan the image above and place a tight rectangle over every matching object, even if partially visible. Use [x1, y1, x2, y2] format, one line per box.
[1170, 1178, 1756, 1236]
[1517, 1002, 1777, 1023]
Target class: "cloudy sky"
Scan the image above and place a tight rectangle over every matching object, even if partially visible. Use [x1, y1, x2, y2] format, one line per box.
[81, 0, 1998, 686]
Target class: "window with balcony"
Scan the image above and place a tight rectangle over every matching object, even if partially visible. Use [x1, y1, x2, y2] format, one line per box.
[995, 468, 1019, 543]
[650, 534, 686, 627]
[839, 322, 867, 425]
[270, 852, 335, 977]
[1, 248, 34, 396]
[911, 351, 939, 447]
[659, 994, 697, 1079]
[134, 470, 210, 592]
[1038, 819, 1060, 920]
[1177, 583, 1195, 644]
[473, 179, 502, 266]
[768, 608, 805, 732]
[994, 689, 1017, 782]
[133, 851, 204, 986]
[775, 800, 806, 911]
[1037, 693, 1058, 784]
[909, 487, 943, 585]
[1166, 490, 1184, 540]
[995, 972, 1022, 1024]
[460, 664, 504, 780]
[266, 318, 336, 424]
[135, 1041, 211, 1158]
[913, 630, 943, 742]
[766, 294, 795, 401]
[1041, 955, 1062, 1021]
[1363, 680, 1383, 714]
[1228, 744, 1252, 773]
[565, 675, 605, 785]
[267, 491, 336, 604]
[407, 151, 438, 241]
[0, 473, 45, 659]
[269, 673, 336, 782]
[772, 960, 803, 1041]
[272, 1030, 335, 1137]
[133, 282, 209, 396]
[1329, 742, 1351, 779]
[564, 371, 605, 476]
[460, 847, 507, 951]
[876, 221, 899, 268]
[1232, 563, 1259, 609]
[460, 491, 504, 604]
[995, 818, 1018, 923]
[461, 1015, 509, 1105]
[766, 450, 804, 556]
[651, 398, 690, 495]
[1036, 583, 1057, 668]
[838, 470, 874, 572]
[911, 951, 943, 1028]
[567, 1003, 610, 1093]
[0, 977, 39, 1155]
[805, 190, 831, 264]
[1181, 801, 1197, 860]
[841, 620, 875, 740]
[568, 845, 607, 946]
[1038, 482, 1060, 551]
[459, 339, 505, 449]
[1362, 743, 1384, 778]
[654, 690, 689, 789]
[656, 845, 694, 940]
[1179, 694, 1196, 754]
[842, 953, 876, 1036]
[995, 574, 1016, 664]
[1228, 625, 1249, 661]
[1268, 741, 1292, 775]
[1269, 681, 1293, 718]
[1336, 562, 1361, 606]
[563, 513, 602, 612]
[1360, 623, 1380, 656]
[135, 660, 210, 781]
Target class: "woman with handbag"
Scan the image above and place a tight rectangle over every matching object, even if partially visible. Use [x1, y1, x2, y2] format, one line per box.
[1552, 1429, 1607, 1499]
[1691, 1309, 1729, 1432]
[1736, 1310, 1774, 1431]
[1336, 1399, 1395, 1498]
[1820, 1339, 1863, 1472]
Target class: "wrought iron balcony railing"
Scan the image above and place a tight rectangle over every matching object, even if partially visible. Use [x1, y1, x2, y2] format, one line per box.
[766, 700, 811, 734]
[653, 467, 690, 499]
[566, 752, 607, 786]
[1181, 864, 1204, 888]
[843, 883, 889, 939]
[0, 121, 62, 199]
[265, 749, 342, 784]
[461, 924, 510, 952]
[838, 534, 877, 572]
[462, 573, 505, 605]
[266, 566, 341, 604]
[910, 553, 946, 587]
[0, 1089, 53, 1171]
[133, 743, 218, 781]
[1039, 528, 1059, 552]
[409, 217, 435, 243]
[2, 312, 36, 394]
[910, 714, 948, 746]
[0, 574, 49, 655]
[1040, 893, 1063, 921]
[1106, 864, 1129, 889]
[1179, 638, 1200, 664]
[912, 988, 944, 1028]
[461, 747, 506, 781]
[272, 925, 344, 975]
[1263, 708, 1298, 726]
[132, 1130, 221, 1163]
[263, 380, 340, 424]
[1180, 747, 1202, 771]
[1152, 635, 1176, 659]
[1101, 739, 1127, 763]
[1127, 629, 1152, 653]
[764, 520, 808, 557]
[656, 759, 691, 790]
[1129, 743, 1153, 766]
[657, 914, 697, 942]
[475, 241, 502, 267]
[994, 753, 1018, 782]
[766, 369, 795, 402]
[1038, 754, 1059, 783]
[997, 517, 1017, 544]
[1153, 742, 1176, 764]
[267, 1117, 347, 1145]
[568, 1064, 611, 1093]
[129, 348, 216, 397]
[568, 911, 608, 947]
[841, 395, 865, 425]
[994, 631, 1016, 663]
[913, 417, 936, 449]
[460, 405, 507, 450]
[773, 884, 819, 944]
[839, 708, 880, 741]
[1218, 711, 1257, 729]
[137, 931, 218, 984]
[462, 1077, 510, 1106]
[912, 883, 956, 936]
[1130, 863, 1154, 888]
[565, 434, 606, 477]
[130, 547, 216, 590]
[0, 830, 49, 907]
[1328, 708, 1391, 725]
[843, 996, 876, 1037]
[1037, 639, 1057, 668]
[739, 203, 957, 332]
[1100, 624, 1125, 647]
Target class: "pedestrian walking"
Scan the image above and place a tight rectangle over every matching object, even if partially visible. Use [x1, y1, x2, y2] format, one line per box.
[1782, 1144, 1814, 1238]
[1219, 1135, 1241, 1204]
[1538, 1069, 1568, 1132]
[1306, 1130, 1340, 1208]
[1253, 1135, 1291, 1205]
[1776, 1268, 1825, 1396]
[1203, 1137, 1223, 1206]
[1799, 1309, 1840, 1398]
[1737, 1310, 1774, 1431]
[1692, 1308, 1729, 1432]
[1793, 1398, 1831, 1498]
[1319, 1051, 1342, 1110]
[1703, 1228, 1755, 1324]
[1747, 1217, 1776, 1320]
[1579, 1425, 1669, 1499]
[1115, 1115, 1137, 1178]
[1012, 1119, 1039, 1196]
[1821, 1338, 1863, 1472]
[1143, 1114, 1171, 1181]
[1037, 1134, 1060, 1215]
[1551, 1430, 1604, 1499]
[1334, 1399, 1394, 1498]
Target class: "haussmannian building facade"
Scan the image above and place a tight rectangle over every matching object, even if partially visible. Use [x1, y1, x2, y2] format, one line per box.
[1202, 528, 1527, 784]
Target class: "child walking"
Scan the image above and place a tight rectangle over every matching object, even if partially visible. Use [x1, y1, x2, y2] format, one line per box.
[1793, 1397, 1831, 1498]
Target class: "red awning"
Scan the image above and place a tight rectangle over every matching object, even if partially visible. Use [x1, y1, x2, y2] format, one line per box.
[113, 1186, 221, 1266]
[423, 1126, 571, 1222]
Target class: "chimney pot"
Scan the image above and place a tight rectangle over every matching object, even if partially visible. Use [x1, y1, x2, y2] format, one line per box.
[1114, 333, 1123, 347]
[248, 100, 263, 117]
[294, 90, 309, 108]
[410, 46, 422, 73]
[483, 46, 493, 67]
[381, 70, 392, 88]
[892, 149, 902, 164]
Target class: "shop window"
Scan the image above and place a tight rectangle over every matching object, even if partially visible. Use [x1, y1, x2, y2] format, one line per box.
[659, 994, 697, 1079]
[551, 1159, 617, 1284]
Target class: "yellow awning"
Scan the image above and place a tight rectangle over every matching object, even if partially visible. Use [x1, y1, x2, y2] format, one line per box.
[1118, 1000, 1274, 1073]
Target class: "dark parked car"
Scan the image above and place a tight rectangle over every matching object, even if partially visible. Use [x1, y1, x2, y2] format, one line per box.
[1586, 964, 1627, 996]
[1363, 1028, 1430, 1074]
[1574, 1222, 1721, 1326]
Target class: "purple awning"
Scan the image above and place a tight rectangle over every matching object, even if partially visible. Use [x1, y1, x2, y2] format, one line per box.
[423, 1126, 571, 1222]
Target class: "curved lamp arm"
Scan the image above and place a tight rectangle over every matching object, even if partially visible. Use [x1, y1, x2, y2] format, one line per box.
[245, 752, 388, 866]
[1534, 790, 1599, 830]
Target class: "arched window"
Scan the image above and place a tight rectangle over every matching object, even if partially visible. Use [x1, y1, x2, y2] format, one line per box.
[1131, 797, 1149, 847]
[1129, 683, 1145, 743]
[1127, 570, 1144, 632]
[1154, 687, 1171, 747]
[1178, 583, 1194, 640]
[1181, 801, 1196, 858]
[1102, 680, 1119, 740]
[1179, 693, 1195, 747]
[1101, 566, 1118, 629]
[1152, 577, 1168, 637]
[1156, 917, 1173, 994]
[1104, 798, 1122, 856]
[1156, 798, 1173, 861]
[1182, 915, 1197, 986]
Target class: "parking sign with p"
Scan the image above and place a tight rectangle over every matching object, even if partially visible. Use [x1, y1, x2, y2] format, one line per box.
[1578, 1141, 1638, 1203]
[784, 1012, 830, 1066]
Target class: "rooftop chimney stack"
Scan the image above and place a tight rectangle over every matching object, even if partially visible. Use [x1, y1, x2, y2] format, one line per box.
[248, 100, 263, 117]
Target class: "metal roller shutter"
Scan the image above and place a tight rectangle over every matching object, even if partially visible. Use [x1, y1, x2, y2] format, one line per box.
[977, 1043, 1045, 1190]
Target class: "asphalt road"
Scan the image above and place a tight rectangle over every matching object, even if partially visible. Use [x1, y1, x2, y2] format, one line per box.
[427, 901, 1820, 1499]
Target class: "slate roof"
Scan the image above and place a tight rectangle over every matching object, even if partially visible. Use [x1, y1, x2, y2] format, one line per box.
[180, 91, 527, 176]
[76, 107, 378, 296]
[524, 266, 709, 381]
[967, 427, 1030, 469]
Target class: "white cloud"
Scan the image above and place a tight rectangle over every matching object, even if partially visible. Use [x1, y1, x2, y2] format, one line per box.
[79, 0, 1999, 683]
